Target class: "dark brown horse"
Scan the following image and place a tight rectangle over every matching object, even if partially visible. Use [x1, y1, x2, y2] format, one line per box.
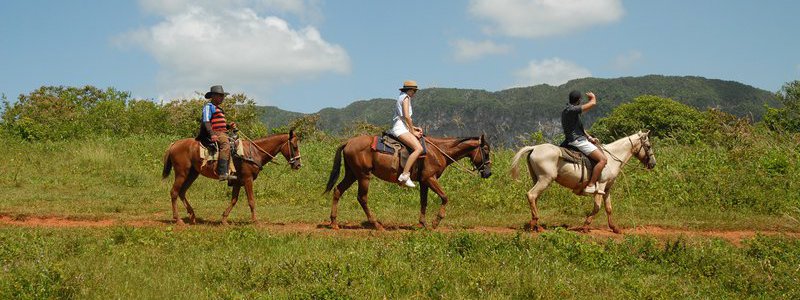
[162, 131, 301, 225]
[324, 135, 492, 230]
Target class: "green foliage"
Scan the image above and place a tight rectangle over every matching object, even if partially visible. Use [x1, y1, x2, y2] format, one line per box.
[763, 80, 800, 132]
[1, 85, 266, 141]
[591, 95, 706, 144]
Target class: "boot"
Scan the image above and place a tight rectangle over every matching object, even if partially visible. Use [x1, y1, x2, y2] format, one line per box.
[217, 159, 237, 181]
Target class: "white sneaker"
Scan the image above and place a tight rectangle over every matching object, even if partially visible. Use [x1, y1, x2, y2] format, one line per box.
[398, 172, 416, 188]
[584, 185, 597, 194]
[583, 185, 605, 195]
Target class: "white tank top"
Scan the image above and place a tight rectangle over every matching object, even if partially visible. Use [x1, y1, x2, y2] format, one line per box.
[394, 92, 412, 121]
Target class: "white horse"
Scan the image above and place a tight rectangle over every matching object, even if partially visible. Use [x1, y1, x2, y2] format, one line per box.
[510, 131, 656, 233]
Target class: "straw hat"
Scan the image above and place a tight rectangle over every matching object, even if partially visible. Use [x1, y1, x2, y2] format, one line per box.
[399, 80, 419, 91]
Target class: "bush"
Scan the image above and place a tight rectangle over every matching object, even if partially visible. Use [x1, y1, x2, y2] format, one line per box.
[1, 85, 267, 141]
[762, 80, 800, 132]
[591, 95, 705, 144]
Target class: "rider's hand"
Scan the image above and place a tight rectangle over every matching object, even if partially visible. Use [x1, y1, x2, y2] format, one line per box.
[589, 136, 600, 144]
[586, 92, 596, 100]
[211, 135, 219, 143]
[230, 122, 238, 129]
[413, 131, 422, 138]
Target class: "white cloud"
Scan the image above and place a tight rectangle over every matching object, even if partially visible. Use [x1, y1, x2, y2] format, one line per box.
[468, 0, 624, 38]
[513, 58, 591, 87]
[117, 0, 346, 101]
[451, 39, 512, 62]
[612, 50, 643, 71]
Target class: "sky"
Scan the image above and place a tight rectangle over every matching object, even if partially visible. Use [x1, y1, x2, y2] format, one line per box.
[1, 0, 798, 113]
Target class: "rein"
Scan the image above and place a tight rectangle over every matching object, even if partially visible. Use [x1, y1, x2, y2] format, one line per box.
[238, 131, 300, 166]
[425, 138, 486, 176]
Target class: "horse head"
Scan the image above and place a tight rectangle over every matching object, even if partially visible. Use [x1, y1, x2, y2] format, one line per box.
[469, 134, 492, 178]
[281, 129, 302, 170]
[634, 130, 656, 169]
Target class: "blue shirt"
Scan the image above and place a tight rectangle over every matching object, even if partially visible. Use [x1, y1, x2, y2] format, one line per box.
[202, 102, 216, 123]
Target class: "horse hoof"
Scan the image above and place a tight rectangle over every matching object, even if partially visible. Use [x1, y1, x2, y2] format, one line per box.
[611, 227, 622, 234]
[581, 227, 591, 233]
[176, 219, 186, 226]
[416, 222, 427, 230]
[533, 225, 544, 232]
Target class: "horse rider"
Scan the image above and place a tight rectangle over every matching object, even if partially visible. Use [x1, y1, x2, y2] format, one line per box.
[561, 90, 607, 194]
[390, 80, 424, 188]
[202, 85, 238, 181]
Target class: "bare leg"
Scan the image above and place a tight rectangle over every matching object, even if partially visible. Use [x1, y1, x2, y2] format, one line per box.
[526, 176, 553, 232]
[581, 193, 604, 233]
[356, 177, 384, 230]
[221, 185, 241, 225]
[330, 173, 356, 230]
[243, 178, 258, 224]
[587, 149, 607, 188]
[178, 170, 199, 224]
[604, 193, 621, 234]
[426, 178, 449, 229]
[396, 133, 423, 176]
[418, 183, 429, 228]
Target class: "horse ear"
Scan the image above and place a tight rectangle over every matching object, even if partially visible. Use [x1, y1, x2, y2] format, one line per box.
[289, 129, 294, 140]
[480, 134, 485, 144]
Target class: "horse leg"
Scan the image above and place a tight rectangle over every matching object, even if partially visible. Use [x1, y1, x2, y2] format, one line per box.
[581, 193, 604, 233]
[418, 183, 429, 229]
[221, 185, 241, 226]
[426, 178, 449, 229]
[526, 177, 553, 232]
[170, 173, 187, 225]
[243, 178, 259, 225]
[356, 177, 384, 231]
[604, 192, 622, 234]
[330, 172, 356, 230]
[178, 170, 199, 224]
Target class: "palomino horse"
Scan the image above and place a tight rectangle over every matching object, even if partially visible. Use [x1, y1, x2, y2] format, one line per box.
[510, 131, 655, 233]
[324, 135, 492, 230]
[161, 131, 301, 225]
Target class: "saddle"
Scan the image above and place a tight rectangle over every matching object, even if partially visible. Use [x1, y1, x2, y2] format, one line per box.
[371, 132, 427, 177]
[558, 141, 597, 184]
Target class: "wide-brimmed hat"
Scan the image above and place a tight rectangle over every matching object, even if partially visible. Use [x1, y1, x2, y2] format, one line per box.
[399, 80, 419, 91]
[204, 85, 230, 99]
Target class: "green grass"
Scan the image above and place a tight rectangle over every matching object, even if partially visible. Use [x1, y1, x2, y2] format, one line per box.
[0, 133, 798, 230]
[1, 227, 799, 299]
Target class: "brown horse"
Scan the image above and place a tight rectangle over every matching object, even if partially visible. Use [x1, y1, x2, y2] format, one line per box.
[324, 135, 492, 230]
[161, 130, 301, 225]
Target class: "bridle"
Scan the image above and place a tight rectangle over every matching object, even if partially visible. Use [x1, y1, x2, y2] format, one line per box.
[241, 132, 301, 167]
[426, 137, 491, 175]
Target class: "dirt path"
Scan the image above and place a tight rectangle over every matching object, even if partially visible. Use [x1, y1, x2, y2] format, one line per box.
[2, 214, 799, 244]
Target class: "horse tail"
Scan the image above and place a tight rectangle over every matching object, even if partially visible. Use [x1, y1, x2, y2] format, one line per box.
[324, 143, 347, 194]
[510, 146, 536, 180]
[162, 143, 174, 179]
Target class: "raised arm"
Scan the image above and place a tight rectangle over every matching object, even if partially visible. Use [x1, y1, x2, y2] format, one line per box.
[581, 91, 597, 112]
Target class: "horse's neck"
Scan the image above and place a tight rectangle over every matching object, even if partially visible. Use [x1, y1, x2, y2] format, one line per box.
[604, 134, 640, 167]
[433, 138, 478, 163]
[253, 134, 287, 163]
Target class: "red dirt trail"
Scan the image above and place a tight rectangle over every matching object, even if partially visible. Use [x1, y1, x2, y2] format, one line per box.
[2, 214, 798, 245]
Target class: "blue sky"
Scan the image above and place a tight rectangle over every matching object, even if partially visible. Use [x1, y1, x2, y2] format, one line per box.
[1, 0, 798, 113]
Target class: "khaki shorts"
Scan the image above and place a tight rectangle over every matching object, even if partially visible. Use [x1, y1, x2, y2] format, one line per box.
[568, 138, 598, 155]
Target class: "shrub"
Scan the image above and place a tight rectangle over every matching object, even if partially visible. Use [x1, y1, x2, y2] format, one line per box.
[591, 95, 705, 144]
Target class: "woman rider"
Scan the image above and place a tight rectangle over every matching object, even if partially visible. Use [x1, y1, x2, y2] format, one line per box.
[390, 80, 424, 188]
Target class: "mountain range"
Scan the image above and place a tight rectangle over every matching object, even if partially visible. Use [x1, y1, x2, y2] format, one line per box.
[258, 75, 777, 145]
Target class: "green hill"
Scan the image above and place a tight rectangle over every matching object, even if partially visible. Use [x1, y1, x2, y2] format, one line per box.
[259, 75, 777, 144]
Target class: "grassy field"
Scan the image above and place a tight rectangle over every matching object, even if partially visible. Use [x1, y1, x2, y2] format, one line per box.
[2, 227, 799, 299]
[1, 132, 799, 298]
[0, 133, 798, 230]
